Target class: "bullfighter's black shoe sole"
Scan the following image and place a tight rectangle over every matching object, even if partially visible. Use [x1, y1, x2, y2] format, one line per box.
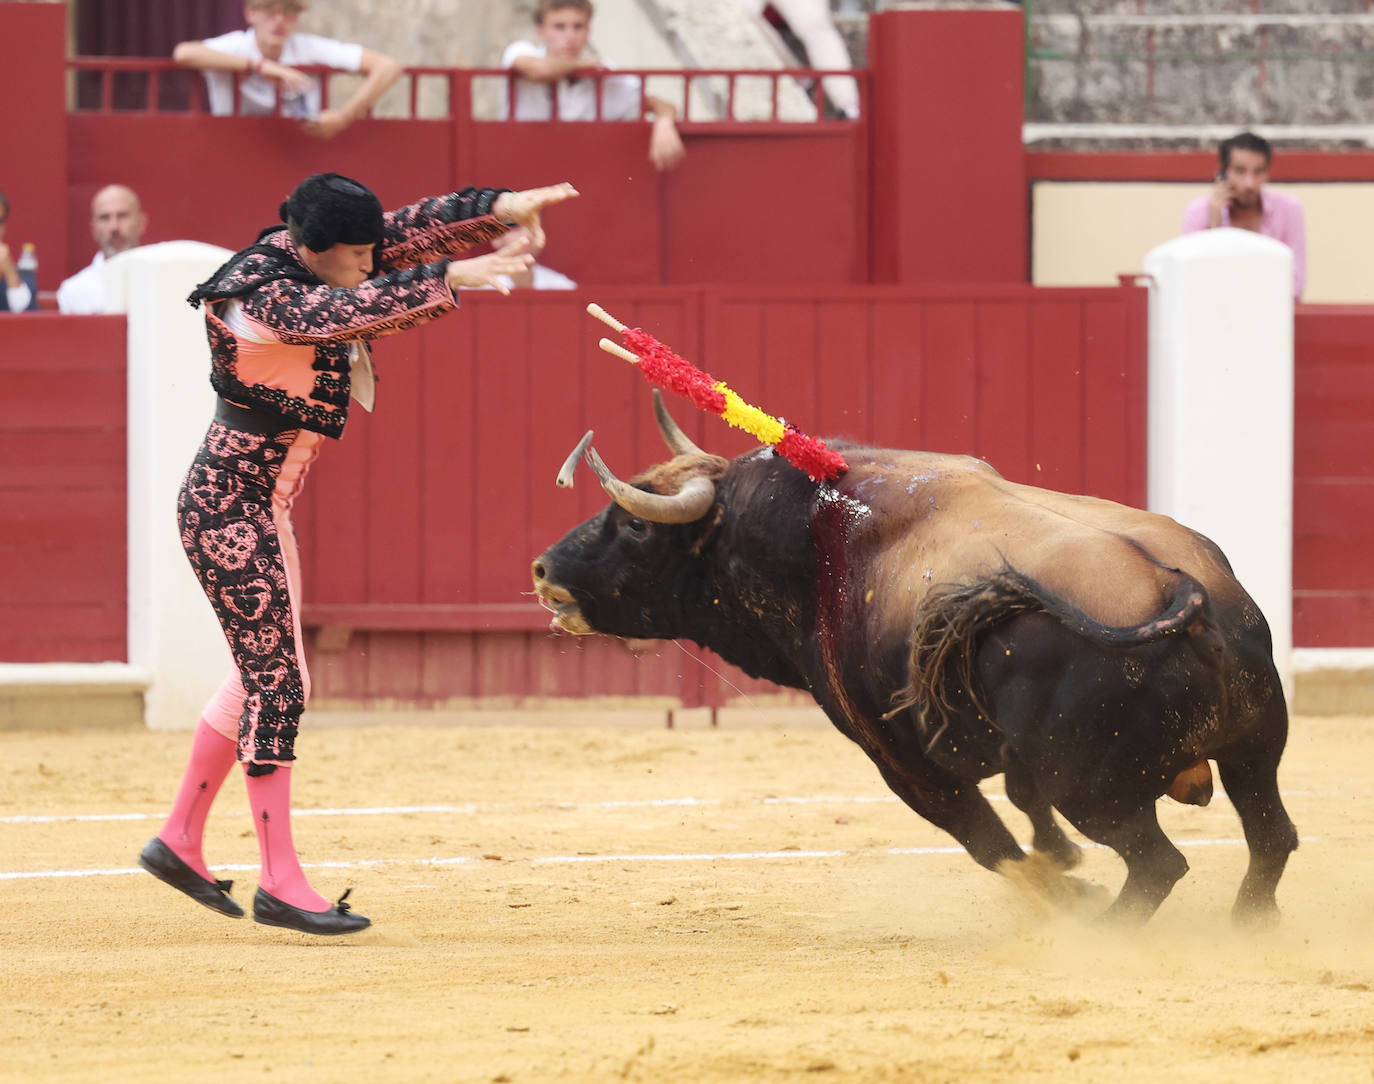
[138, 837, 245, 918]
[252, 887, 371, 935]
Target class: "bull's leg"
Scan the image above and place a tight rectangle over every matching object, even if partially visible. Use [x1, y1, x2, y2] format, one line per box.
[1216, 757, 1298, 927]
[874, 762, 1026, 872]
[1003, 750, 1083, 870]
[1055, 801, 1188, 923]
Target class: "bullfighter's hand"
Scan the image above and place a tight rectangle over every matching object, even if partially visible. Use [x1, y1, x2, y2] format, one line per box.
[303, 109, 350, 140]
[492, 184, 579, 254]
[445, 234, 534, 295]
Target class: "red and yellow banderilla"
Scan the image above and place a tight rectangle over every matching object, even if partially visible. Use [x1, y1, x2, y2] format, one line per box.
[587, 303, 847, 483]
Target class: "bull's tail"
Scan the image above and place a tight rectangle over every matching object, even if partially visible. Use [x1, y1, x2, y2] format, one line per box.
[889, 563, 1210, 742]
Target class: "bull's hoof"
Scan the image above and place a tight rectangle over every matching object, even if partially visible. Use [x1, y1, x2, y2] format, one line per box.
[1066, 875, 1110, 906]
[1092, 895, 1159, 927]
[998, 852, 1104, 916]
[1231, 896, 1281, 930]
[1037, 837, 1084, 871]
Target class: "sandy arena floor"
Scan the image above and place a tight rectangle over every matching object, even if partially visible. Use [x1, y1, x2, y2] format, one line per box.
[2, 712, 1373, 1083]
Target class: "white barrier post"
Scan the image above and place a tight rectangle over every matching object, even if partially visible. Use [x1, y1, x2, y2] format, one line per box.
[105, 242, 234, 731]
[1142, 228, 1293, 699]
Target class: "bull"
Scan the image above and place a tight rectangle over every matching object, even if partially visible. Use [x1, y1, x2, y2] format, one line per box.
[531, 392, 1298, 924]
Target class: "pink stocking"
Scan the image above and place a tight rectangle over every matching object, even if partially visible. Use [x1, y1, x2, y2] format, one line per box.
[244, 766, 330, 911]
[156, 719, 236, 881]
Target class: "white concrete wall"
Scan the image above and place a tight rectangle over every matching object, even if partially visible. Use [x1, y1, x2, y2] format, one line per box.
[1034, 181, 1374, 303]
[105, 242, 234, 731]
[1143, 228, 1293, 695]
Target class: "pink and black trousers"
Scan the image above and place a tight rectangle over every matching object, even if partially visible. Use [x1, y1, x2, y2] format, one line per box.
[177, 400, 324, 774]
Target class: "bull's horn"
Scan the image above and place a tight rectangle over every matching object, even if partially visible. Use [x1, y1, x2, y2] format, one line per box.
[556, 430, 595, 488]
[652, 389, 706, 457]
[584, 446, 716, 524]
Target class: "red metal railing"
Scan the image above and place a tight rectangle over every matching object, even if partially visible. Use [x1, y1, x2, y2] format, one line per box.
[66, 58, 867, 124]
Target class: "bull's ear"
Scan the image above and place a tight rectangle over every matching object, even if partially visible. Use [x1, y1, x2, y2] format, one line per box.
[653, 390, 707, 457]
[556, 430, 595, 488]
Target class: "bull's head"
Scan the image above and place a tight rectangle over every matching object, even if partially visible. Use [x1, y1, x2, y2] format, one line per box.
[531, 392, 730, 639]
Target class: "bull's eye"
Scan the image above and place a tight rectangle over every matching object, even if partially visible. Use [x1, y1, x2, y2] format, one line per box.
[625, 517, 648, 536]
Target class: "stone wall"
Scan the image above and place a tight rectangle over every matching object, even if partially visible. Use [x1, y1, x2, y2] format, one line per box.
[302, 0, 533, 67]
[1028, 9, 1374, 126]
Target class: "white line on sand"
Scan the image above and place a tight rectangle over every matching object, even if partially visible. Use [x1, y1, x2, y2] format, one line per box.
[0, 836, 1317, 882]
[0, 794, 934, 826]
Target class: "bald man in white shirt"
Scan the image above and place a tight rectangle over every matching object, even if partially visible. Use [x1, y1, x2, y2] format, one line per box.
[57, 185, 147, 316]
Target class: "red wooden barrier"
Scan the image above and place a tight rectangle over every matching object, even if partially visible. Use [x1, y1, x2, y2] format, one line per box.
[62, 111, 868, 291]
[0, 2, 68, 295]
[0, 314, 127, 662]
[1293, 305, 1374, 646]
[294, 284, 1147, 708]
[7, 293, 1370, 685]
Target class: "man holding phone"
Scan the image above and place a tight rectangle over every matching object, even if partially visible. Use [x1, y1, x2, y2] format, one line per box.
[1182, 131, 1306, 299]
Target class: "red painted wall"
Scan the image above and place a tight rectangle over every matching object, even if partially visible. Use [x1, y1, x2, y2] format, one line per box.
[64, 114, 459, 279]
[1293, 306, 1374, 646]
[868, 9, 1026, 283]
[0, 2, 68, 294]
[62, 112, 870, 290]
[0, 314, 127, 662]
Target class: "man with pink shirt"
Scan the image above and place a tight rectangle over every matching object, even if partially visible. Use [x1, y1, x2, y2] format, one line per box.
[1182, 131, 1307, 299]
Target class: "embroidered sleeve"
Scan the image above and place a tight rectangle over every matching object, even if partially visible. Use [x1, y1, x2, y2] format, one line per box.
[241, 259, 457, 345]
[380, 187, 513, 268]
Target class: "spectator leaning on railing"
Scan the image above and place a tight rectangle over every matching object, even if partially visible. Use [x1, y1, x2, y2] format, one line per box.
[501, 0, 685, 172]
[172, 0, 401, 140]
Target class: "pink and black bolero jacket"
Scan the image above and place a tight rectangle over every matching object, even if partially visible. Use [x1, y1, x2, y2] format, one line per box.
[187, 186, 512, 439]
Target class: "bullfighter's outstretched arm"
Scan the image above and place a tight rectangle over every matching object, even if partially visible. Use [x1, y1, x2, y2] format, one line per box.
[380, 183, 578, 269]
[241, 238, 538, 344]
[243, 183, 578, 341]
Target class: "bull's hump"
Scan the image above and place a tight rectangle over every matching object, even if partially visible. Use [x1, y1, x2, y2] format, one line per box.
[837, 451, 992, 509]
[824, 451, 1227, 631]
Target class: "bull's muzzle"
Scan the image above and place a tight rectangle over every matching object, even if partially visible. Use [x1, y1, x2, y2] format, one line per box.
[530, 556, 594, 635]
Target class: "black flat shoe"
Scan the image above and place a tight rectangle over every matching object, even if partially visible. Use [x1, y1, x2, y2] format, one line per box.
[252, 887, 371, 935]
[138, 837, 244, 918]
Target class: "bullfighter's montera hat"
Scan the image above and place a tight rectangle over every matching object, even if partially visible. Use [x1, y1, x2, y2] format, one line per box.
[279, 172, 383, 252]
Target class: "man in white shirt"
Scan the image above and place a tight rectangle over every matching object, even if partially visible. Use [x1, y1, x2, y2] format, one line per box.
[57, 185, 147, 316]
[494, 226, 577, 291]
[172, 0, 401, 140]
[502, 0, 685, 172]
